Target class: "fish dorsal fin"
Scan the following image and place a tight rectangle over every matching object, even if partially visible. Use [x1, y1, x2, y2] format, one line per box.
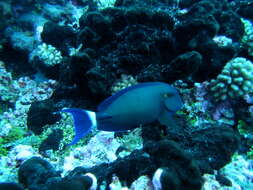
[98, 82, 162, 111]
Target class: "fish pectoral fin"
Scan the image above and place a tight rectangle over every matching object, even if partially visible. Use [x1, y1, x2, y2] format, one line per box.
[96, 113, 139, 132]
[158, 111, 177, 128]
[164, 98, 181, 112]
[97, 114, 113, 122]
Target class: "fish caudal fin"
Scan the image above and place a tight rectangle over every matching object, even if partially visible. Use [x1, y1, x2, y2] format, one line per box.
[61, 108, 96, 145]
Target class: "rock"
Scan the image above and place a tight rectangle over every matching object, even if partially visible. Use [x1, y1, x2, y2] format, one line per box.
[8, 145, 37, 167]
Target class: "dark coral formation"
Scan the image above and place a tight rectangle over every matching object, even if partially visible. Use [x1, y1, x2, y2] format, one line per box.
[0, 183, 24, 190]
[39, 129, 63, 153]
[47, 175, 93, 190]
[18, 157, 60, 190]
[166, 126, 240, 174]
[27, 99, 60, 135]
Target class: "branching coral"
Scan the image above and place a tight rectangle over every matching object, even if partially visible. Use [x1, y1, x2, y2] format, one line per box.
[241, 18, 253, 56]
[210, 57, 253, 102]
[110, 74, 138, 94]
[30, 43, 63, 66]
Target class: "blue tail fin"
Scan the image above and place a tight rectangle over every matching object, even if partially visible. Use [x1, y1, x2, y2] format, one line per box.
[60, 108, 96, 145]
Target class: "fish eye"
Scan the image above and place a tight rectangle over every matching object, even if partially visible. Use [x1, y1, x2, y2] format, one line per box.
[163, 92, 174, 98]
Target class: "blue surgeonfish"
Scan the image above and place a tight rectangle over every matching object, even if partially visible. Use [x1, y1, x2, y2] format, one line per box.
[61, 82, 183, 145]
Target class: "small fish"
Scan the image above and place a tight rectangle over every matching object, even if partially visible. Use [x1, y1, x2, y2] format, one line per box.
[61, 82, 183, 145]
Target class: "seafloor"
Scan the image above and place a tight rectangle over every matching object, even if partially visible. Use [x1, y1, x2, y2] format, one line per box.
[0, 0, 253, 190]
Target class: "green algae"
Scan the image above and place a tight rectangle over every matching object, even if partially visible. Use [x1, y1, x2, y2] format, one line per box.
[237, 120, 252, 135]
[0, 126, 25, 156]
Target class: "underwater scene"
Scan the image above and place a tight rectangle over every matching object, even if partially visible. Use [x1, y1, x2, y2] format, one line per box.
[1, 0, 253, 189]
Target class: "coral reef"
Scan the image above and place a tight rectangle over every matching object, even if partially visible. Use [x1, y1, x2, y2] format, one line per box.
[1, 0, 253, 189]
